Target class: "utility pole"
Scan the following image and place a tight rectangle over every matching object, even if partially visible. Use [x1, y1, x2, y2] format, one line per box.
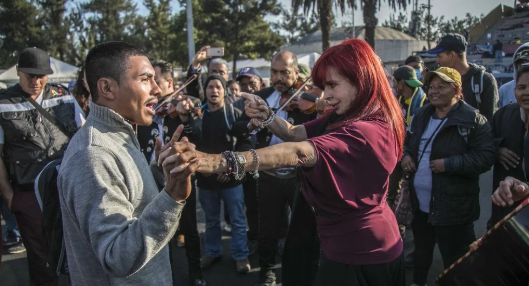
[352, 8, 355, 38]
[186, 0, 195, 66]
[421, 0, 432, 49]
[427, 0, 431, 49]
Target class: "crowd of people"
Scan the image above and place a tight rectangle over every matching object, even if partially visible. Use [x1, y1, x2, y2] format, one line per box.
[0, 30, 528, 286]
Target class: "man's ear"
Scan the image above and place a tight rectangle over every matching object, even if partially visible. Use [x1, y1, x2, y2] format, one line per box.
[97, 78, 117, 101]
[167, 77, 174, 89]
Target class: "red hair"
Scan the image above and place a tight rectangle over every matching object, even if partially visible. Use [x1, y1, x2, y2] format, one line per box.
[312, 39, 405, 158]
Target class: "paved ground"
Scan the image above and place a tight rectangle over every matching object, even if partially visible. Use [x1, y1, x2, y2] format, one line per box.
[0, 170, 493, 286]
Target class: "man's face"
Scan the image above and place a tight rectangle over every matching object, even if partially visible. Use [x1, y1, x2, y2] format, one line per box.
[393, 77, 404, 94]
[406, 61, 424, 71]
[209, 63, 229, 81]
[271, 58, 299, 93]
[153, 66, 174, 98]
[239, 76, 261, 93]
[436, 52, 455, 68]
[113, 56, 161, 126]
[17, 70, 48, 97]
[206, 79, 225, 105]
[406, 61, 425, 79]
[516, 72, 529, 111]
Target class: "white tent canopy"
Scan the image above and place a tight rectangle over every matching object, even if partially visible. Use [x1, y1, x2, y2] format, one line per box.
[0, 57, 79, 87]
[227, 53, 320, 79]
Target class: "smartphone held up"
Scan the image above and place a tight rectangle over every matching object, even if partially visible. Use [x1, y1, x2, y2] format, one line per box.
[206, 47, 224, 58]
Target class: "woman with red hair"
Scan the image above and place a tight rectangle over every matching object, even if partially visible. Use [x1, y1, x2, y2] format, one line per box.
[162, 39, 406, 285]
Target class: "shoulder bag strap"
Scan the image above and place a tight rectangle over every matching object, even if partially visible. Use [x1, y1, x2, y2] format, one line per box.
[24, 96, 71, 138]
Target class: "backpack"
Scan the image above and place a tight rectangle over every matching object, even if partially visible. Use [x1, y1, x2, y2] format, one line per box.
[471, 70, 484, 109]
[34, 159, 68, 276]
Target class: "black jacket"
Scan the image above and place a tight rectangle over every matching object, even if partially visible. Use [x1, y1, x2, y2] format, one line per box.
[136, 114, 201, 163]
[404, 101, 496, 225]
[196, 104, 252, 189]
[490, 104, 527, 226]
[185, 64, 207, 103]
[0, 83, 79, 186]
[231, 87, 316, 149]
[461, 63, 499, 122]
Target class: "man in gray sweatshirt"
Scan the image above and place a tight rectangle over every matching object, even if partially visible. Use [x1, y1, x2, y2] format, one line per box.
[58, 42, 199, 286]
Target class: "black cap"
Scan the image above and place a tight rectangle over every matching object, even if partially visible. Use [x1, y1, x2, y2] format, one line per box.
[17, 48, 53, 75]
[236, 67, 262, 81]
[393, 66, 423, 88]
[405, 55, 423, 65]
[428, 33, 467, 54]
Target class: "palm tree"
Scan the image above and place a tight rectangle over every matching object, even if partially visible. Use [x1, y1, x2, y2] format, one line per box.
[292, 0, 410, 50]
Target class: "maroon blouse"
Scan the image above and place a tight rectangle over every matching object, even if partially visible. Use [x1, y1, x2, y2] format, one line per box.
[302, 115, 403, 265]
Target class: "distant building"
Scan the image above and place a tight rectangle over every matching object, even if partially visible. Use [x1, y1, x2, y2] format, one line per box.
[468, 4, 515, 45]
[282, 26, 428, 63]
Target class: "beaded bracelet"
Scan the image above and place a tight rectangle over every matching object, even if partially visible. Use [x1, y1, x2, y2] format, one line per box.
[221, 151, 237, 176]
[261, 109, 276, 127]
[248, 149, 259, 179]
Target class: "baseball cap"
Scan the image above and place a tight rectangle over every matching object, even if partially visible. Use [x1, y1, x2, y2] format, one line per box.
[393, 66, 423, 88]
[424, 67, 462, 87]
[428, 33, 467, 54]
[17, 47, 53, 75]
[514, 47, 529, 64]
[236, 67, 261, 81]
[298, 63, 311, 80]
[405, 55, 424, 65]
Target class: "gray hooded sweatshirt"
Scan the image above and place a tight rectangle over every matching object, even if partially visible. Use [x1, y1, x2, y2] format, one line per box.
[499, 42, 529, 108]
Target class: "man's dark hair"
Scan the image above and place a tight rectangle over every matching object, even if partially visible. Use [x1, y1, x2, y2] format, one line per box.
[152, 60, 173, 79]
[227, 79, 237, 86]
[85, 41, 147, 102]
[272, 50, 298, 70]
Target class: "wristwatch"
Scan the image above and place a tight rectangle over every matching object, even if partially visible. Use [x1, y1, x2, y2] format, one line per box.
[235, 153, 247, 166]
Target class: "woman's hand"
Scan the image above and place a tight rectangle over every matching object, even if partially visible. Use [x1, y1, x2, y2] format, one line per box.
[498, 147, 520, 171]
[401, 155, 416, 174]
[176, 98, 195, 122]
[492, 176, 529, 207]
[430, 159, 446, 173]
[240, 93, 270, 120]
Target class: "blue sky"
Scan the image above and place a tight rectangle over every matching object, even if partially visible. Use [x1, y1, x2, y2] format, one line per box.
[134, 0, 516, 26]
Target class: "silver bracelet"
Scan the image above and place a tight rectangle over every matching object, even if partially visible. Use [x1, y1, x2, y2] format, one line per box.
[261, 109, 275, 127]
[233, 152, 246, 180]
[249, 149, 259, 179]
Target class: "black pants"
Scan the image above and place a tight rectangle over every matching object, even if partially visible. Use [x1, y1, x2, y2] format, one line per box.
[257, 172, 297, 282]
[411, 210, 476, 285]
[11, 186, 58, 286]
[170, 179, 203, 282]
[243, 175, 259, 241]
[315, 252, 405, 286]
[282, 189, 320, 286]
[387, 162, 403, 208]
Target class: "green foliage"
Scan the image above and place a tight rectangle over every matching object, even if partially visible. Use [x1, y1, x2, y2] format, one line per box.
[0, 0, 284, 73]
[0, 0, 48, 67]
[168, 0, 284, 73]
[383, 9, 484, 43]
